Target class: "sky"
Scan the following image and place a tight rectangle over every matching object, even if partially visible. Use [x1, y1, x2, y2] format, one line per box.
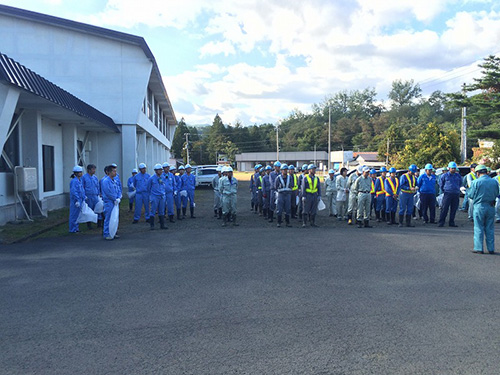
[2, 0, 500, 126]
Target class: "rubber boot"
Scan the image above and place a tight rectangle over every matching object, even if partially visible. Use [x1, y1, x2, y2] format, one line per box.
[285, 215, 292, 227]
[129, 202, 133, 212]
[182, 207, 187, 218]
[406, 214, 415, 227]
[299, 211, 303, 220]
[214, 209, 218, 217]
[382, 211, 386, 222]
[398, 215, 404, 227]
[251, 202, 254, 212]
[169, 215, 175, 223]
[222, 214, 228, 227]
[262, 208, 267, 220]
[375, 211, 381, 222]
[177, 209, 183, 220]
[190, 207, 196, 218]
[232, 214, 239, 226]
[150, 216, 155, 230]
[218, 208, 222, 219]
[357, 220, 364, 228]
[159, 215, 168, 230]
[277, 215, 282, 227]
[364, 219, 372, 228]
[268, 210, 274, 223]
[387, 212, 392, 225]
[347, 213, 353, 225]
[302, 213, 307, 228]
[391, 212, 397, 225]
[311, 214, 318, 227]
[97, 219, 103, 228]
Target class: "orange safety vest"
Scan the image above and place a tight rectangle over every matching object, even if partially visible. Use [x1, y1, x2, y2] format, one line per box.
[400, 173, 416, 194]
[386, 177, 399, 196]
[376, 176, 386, 196]
[305, 175, 318, 193]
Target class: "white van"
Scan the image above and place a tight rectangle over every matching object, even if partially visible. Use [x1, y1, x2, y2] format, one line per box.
[194, 165, 219, 187]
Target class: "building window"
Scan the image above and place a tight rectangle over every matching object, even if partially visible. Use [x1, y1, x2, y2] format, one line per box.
[42, 145, 55, 192]
[0, 126, 19, 172]
[147, 88, 153, 121]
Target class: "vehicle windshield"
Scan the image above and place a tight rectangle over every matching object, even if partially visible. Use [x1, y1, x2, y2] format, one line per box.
[198, 168, 217, 175]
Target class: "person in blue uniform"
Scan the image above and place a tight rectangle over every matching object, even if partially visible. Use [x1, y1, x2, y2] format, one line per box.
[289, 165, 299, 219]
[101, 165, 121, 240]
[69, 165, 86, 233]
[148, 164, 167, 230]
[127, 169, 138, 212]
[181, 164, 196, 218]
[110, 163, 122, 200]
[298, 164, 308, 220]
[438, 161, 462, 227]
[81, 164, 99, 229]
[301, 164, 321, 227]
[398, 164, 417, 227]
[176, 166, 185, 219]
[262, 165, 272, 220]
[468, 165, 499, 254]
[268, 161, 281, 223]
[162, 162, 176, 223]
[132, 163, 150, 224]
[255, 166, 264, 216]
[417, 164, 437, 224]
[275, 164, 293, 227]
[250, 164, 261, 213]
[384, 167, 399, 225]
[374, 167, 387, 222]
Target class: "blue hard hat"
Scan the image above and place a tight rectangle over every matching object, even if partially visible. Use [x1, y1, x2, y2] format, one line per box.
[281, 164, 288, 170]
[425, 163, 433, 170]
[265, 165, 272, 170]
[380, 167, 387, 172]
[408, 164, 417, 173]
[389, 167, 397, 173]
[274, 161, 281, 167]
[448, 161, 457, 169]
[328, 169, 335, 174]
[302, 164, 308, 171]
[289, 164, 295, 169]
[254, 164, 261, 170]
[370, 169, 377, 174]
[308, 164, 317, 169]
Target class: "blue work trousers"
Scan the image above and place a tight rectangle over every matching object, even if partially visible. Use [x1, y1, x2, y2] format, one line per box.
[473, 203, 495, 252]
[439, 192, 459, 226]
[385, 196, 398, 213]
[182, 190, 195, 208]
[376, 195, 386, 213]
[165, 192, 175, 216]
[276, 191, 291, 216]
[69, 199, 82, 233]
[150, 194, 166, 217]
[399, 192, 414, 216]
[262, 190, 270, 209]
[103, 199, 114, 238]
[134, 191, 150, 221]
[420, 193, 436, 223]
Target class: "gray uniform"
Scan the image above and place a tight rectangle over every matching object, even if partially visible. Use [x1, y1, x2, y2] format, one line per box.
[336, 175, 348, 219]
[276, 174, 293, 217]
[347, 172, 361, 215]
[325, 176, 337, 216]
[219, 176, 238, 215]
[212, 174, 222, 211]
[352, 175, 372, 221]
[301, 174, 321, 223]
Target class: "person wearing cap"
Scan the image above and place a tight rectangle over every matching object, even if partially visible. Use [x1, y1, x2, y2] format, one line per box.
[465, 163, 477, 221]
[127, 169, 138, 212]
[268, 161, 281, 223]
[82, 164, 99, 229]
[346, 165, 363, 225]
[148, 164, 168, 230]
[181, 164, 196, 218]
[336, 167, 349, 221]
[173, 166, 184, 220]
[297, 164, 309, 220]
[352, 167, 373, 228]
[325, 169, 337, 217]
[162, 162, 176, 223]
[417, 164, 437, 224]
[438, 161, 462, 227]
[289, 165, 299, 219]
[101, 164, 121, 240]
[301, 164, 321, 227]
[262, 166, 272, 220]
[69, 165, 86, 233]
[275, 164, 293, 227]
[374, 167, 387, 222]
[132, 163, 150, 224]
[384, 167, 399, 225]
[212, 166, 223, 219]
[468, 165, 499, 254]
[219, 166, 239, 226]
[398, 164, 418, 227]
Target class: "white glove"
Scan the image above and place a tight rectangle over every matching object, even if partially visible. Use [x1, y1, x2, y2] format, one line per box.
[115, 198, 121, 205]
[75, 201, 80, 208]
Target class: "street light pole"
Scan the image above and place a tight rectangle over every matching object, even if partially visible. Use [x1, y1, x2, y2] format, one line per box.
[275, 123, 280, 161]
[184, 133, 190, 165]
[461, 83, 467, 163]
[328, 106, 331, 170]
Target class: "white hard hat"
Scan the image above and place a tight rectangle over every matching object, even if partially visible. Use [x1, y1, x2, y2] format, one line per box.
[185, 164, 192, 169]
[132, 168, 138, 173]
[216, 166, 222, 172]
[154, 163, 163, 170]
[73, 165, 83, 173]
[139, 163, 147, 169]
[162, 162, 170, 168]
[362, 166, 370, 172]
[328, 169, 335, 174]
[227, 166, 233, 172]
[357, 165, 364, 173]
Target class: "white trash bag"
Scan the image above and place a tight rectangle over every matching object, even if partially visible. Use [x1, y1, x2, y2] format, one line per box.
[414, 192, 421, 210]
[317, 198, 326, 211]
[127, 190, 136, 199]
[77, 202, 98, 223]
[180, 190, 188, 197]
[296, 195, 299, 206]
[109, 204, 119, 239]
[436, 193, 444, 208]
[94, 196, 104, 214]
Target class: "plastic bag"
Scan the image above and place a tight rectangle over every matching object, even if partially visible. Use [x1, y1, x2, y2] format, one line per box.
[94, 197, 104, 214]
[180, 190, 188, 197]
[296, 196, 299, 205]
[127, 190, 136, 199]
[317, 198, 326, 211]
[436, 193, 444, 208]
[336, 190, 346, 202]
[109, 204, 119, 238]
[414, 192, 421, 210]
[77, 202, 98, 223]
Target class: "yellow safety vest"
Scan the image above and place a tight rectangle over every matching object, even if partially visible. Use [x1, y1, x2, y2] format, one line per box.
[401, 173, 416, 193]
[258, 176, 263, 190]
[305, 175, 318, 193]
[370, 179, 375, 194]
[376, 176, 386, 196]
[386, 177, 399, 196]
[291, 174, 298, 191]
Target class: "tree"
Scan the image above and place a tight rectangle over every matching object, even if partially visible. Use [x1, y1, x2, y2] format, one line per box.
[171, 118, 189, 159]
[388, 79, 422, 108]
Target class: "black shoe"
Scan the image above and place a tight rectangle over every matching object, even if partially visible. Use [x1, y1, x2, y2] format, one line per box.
[449, 224, 458, 227]
[471, 250, 484, 254]
[132, 220, 138, 224]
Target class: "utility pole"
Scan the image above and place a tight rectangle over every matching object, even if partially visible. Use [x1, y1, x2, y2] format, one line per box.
[184, 133, 190, 165]
[275, 123, 280, 161]
[461, 83, 467, 163]
[328, 106, 331, 170]
[386, 138, 390, 166]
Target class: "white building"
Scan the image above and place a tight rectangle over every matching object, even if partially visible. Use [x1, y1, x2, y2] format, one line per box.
[235, 151, 328, 172]
[0, 5, 177, 224]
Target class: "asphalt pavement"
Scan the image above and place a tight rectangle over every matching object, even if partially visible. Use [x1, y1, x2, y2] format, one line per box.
[1, 187, 500, 374]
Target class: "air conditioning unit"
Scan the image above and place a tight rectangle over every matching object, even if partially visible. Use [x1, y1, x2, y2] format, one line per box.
[16, 167, 37, 192]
